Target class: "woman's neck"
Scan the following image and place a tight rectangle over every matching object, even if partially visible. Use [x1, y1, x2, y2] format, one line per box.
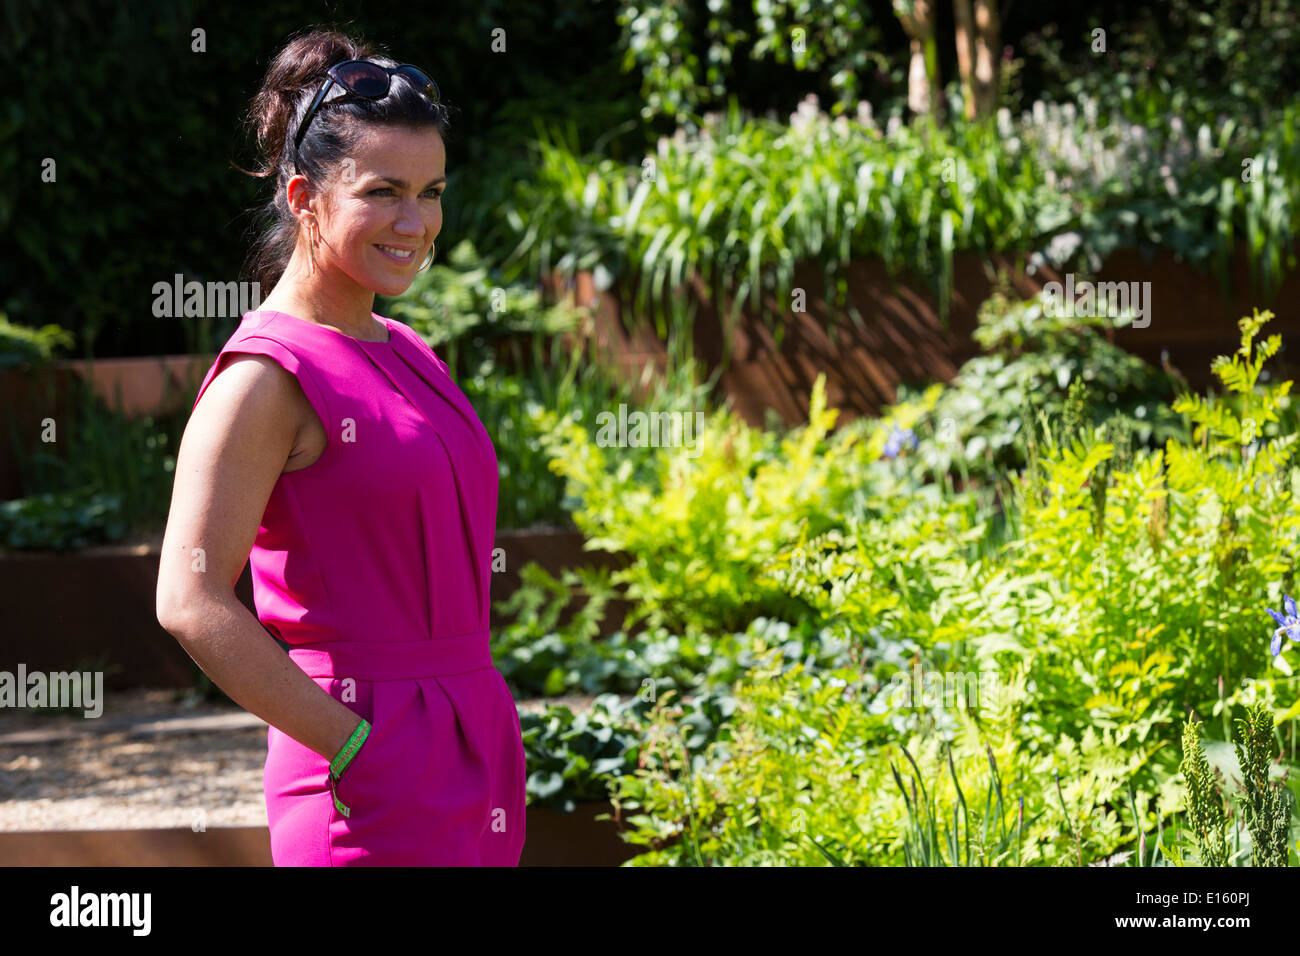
[261, 247, 379, 339]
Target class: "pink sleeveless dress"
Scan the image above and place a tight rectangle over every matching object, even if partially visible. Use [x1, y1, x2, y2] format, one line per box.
[190, 309, 526, 866]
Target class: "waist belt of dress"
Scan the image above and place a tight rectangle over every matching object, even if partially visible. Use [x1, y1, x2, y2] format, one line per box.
[287, 631, 493, 681]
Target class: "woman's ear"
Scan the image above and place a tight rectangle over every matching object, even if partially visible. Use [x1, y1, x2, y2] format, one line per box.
[285, 173, 317, 225]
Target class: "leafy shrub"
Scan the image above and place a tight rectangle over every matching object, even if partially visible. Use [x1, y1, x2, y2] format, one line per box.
[534, 374, 919, 634]
[521, 694, 645, 811]
[501, 100, 1068, 339]
[519, 676, 746, 816]
[899, 285, 1185, 485]
[614, 0, 903, 124]
[493, 558, 854, 700]
[0, 487, 126, 551]
[0, 315, 75, 369]
[1024, 0, 1300, 131]
[610, 647, 1149, 866]
[574, 308, 1300, 864]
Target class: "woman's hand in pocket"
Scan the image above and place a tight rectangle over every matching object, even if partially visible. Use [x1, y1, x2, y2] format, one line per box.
[330, 715, 373, 818]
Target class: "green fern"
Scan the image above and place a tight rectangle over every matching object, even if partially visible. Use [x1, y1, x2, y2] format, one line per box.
[1232, 701, 1292, 867]
[1180, 715, 1230, 867]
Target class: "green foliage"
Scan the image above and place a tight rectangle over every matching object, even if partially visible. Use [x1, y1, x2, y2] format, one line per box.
[1177, 702, 1294, 867]
[1024, 0, 1300, 129]
[491, 348, 713, 531]
[3, 380, 183, 550]
[889, 742, 1034, 867]
[534, 303, 1300, 864]
[610, 655, 907, 866]
[1171, 308, 1296, 495]
[501, 91, 1300, 352]
[520, 694, 646, 811]
[0, 487, 126, 552]
[901, 286, 1185, 484]
[996, 311, 1299, 748]
[501, 98, 1066, 342]
[610, 646, 1151, 866]
[1232, 701, 1293, 866]
[1013, 61, 1300, 299]
[535, 373, 895, 633]
[615, 0, 900, 124]
[0, 315, 75, 369]
[2, 1, 260, 355]
[493, 555, 853, 700]
[1180, 715, 1230, 866]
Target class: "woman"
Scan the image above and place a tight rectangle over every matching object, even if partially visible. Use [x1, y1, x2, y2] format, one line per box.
[155, 27, 526, 866]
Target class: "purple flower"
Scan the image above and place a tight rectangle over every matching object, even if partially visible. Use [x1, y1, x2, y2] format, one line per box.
[883, 426, 918, 459]
[1266, 595, 1300, 656]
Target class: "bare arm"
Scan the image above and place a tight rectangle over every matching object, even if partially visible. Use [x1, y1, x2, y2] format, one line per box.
[156, 354, 361, 762]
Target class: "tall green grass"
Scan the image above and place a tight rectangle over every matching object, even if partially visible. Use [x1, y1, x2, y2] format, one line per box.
[496, 92, 1300, 355]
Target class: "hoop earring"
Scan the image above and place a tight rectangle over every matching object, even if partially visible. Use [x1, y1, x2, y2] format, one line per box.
[417, 243, 435, 273]
[306, 224, 319, 277]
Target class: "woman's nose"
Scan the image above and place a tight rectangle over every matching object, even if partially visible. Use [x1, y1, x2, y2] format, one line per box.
[392, 202, 428, 235]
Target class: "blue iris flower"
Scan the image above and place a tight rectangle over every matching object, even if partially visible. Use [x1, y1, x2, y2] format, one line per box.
[883, 426, 918, 459]
[1266, 595, 1300, 656]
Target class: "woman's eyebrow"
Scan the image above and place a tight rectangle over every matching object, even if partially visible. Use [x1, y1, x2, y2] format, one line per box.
[375, 175, 447, 189]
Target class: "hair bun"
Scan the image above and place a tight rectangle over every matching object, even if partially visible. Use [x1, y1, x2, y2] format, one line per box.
[241, 28, 379, 179]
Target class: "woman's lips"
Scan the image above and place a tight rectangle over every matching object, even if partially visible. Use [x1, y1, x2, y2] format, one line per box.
[374, 244, 417, 264]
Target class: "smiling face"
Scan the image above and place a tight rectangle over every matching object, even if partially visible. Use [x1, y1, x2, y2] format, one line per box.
[309, 124, 446, 298]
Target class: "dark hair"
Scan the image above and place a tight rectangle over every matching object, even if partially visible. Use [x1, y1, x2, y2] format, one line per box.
[238, 27, 452, 291]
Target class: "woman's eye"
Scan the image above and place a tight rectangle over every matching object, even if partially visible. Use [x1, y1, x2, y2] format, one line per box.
[368, 187, 442, 199]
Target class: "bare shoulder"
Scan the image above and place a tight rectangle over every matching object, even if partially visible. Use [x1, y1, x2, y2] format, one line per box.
[188, 353, 316, 467]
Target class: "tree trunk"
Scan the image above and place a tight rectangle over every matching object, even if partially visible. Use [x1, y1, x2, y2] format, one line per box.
[896, 1, 942, 124]
[972, 0, 1001, 117]
[953, 0, 976, 121]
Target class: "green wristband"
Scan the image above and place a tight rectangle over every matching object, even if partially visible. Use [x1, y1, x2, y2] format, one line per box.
[329, 718, 370, 818]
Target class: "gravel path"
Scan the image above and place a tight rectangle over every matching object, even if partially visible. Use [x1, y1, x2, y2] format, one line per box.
[0, 688, 600, 832]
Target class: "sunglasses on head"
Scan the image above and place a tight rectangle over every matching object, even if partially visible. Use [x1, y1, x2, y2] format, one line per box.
[293, 59, 441, 167]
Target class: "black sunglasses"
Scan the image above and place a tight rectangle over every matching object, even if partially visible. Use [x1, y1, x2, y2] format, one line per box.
[293, 59, 441, 165]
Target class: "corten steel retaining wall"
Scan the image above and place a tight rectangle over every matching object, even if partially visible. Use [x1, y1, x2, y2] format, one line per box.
[0, 801, 640, 866]
[550, 244, 1300, 427]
